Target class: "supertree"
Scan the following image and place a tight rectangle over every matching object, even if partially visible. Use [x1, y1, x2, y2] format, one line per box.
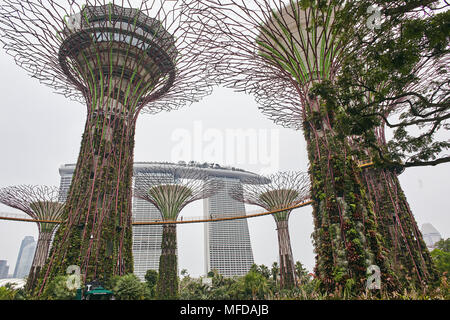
[230, 172, 310, 290]
[0, 0, 214, 293]
[192, 0, 400, 294]
[134, 165, 223, 299]
[0, 185, 65, 292]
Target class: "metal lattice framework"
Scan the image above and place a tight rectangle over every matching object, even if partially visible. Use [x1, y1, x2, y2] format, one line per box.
[191, 0, 346, 130]
[0, 185, 65, 291]
[0, 0, 213, 113]
[133, 164, 223, 299]
[192, 0, 400, 293]
[0, 0, 216, 294]
[230, 171, 310, 289]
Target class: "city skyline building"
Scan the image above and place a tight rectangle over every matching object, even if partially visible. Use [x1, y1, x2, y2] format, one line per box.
[204, 177, 255, 278]
[13, 236, 36, 279]
[0, 260, 9, 279]
[421, 223, 443, 250]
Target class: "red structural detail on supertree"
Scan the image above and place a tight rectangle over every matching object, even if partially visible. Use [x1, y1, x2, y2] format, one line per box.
[230, 171, 310, 290]
[0, 185, 65, 291]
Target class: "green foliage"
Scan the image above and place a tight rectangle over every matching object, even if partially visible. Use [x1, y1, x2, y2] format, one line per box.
[435, 238, 450, 253]
[242, 270, 270, 300]
[39, 275, 79, 300]
[0, 284, 28, 300]
[431, 239, 450, 276]
[156, 225, 179, 300]
[431, 249, 450, 275]
[325, 0, 450, 168]
[295, 261, 311, 285]
[144, 269, 158, 298]
[249, 264, 271, 280]
[112, 274, 148, 300]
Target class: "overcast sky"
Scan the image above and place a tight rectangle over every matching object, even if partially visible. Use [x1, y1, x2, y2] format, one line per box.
[0, 2, 449, 279]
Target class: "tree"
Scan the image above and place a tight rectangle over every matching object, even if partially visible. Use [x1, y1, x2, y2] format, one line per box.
[435, 238, 450, 252]
[39, 275, 79, 300]
[431, 238, 450, 276]
[0, 284, 21, 300]
[249, 264, 271, 280]
[295, 261, 311, 285]
[144, 269, 159, 299]
[113, 274, 147, 300]
[317, 0, 449, 169]
[271, 262, 279, 284]
[242, 271, 270, 300]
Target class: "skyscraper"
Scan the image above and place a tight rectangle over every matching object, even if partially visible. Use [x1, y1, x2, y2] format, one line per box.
[421, 223, 443, 250]
[204, 177, 255, 277]
[13, 236, 36, 279]
[0, 260, 9, 279]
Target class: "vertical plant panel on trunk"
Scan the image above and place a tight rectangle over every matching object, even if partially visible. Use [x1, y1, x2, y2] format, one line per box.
[361, 164, 439, 288]
[157, 224, 178, 299]
[303, 102, 397, 293]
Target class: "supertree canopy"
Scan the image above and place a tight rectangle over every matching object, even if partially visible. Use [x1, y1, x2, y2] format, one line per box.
[134, 165, 223, 299]
[230, 171, 310, 290]
[0, 185, 65, 292]
[0, 0, 214, 294]
[193, 0, 400, 293]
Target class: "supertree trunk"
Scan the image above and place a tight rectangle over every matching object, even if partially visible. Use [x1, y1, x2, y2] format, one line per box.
[275, 219, 296, 290]
[26, 231, 53, 292]
[157, 224, 178, 300]
[362, 168, 439, 288]
[304, 98, 397, 294]
[38, 111, 135, 293]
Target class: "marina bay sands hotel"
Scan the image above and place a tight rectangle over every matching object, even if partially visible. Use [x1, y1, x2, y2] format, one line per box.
[59, 162, 263, 280]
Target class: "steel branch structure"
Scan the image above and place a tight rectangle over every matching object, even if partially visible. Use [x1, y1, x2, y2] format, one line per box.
[230, 171, 310, 290]
[194, 0, 399, 293]
[0, 0, 215, 294]
[0, 185, 65, 292]
[134, 165, 223, 299]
